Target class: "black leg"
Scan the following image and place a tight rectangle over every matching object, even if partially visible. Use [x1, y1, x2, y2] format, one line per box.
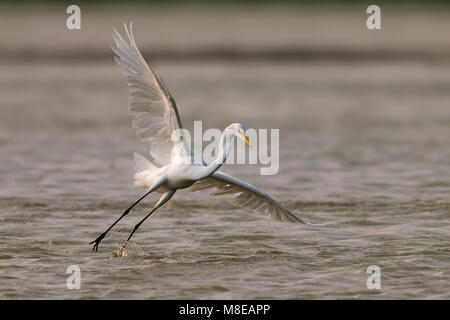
[119, 190, 176, 253]
[90, 189, 153, 251]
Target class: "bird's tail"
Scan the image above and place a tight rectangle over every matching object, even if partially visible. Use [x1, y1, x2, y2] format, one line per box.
[133, 152, 159, 188]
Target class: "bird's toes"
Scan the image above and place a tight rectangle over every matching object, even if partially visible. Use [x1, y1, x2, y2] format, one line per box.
[89, 233, 106, 251]
[90, 239, 100, 252]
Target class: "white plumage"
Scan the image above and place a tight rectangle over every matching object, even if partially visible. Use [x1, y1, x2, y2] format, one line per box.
[90, 23, 323, 253]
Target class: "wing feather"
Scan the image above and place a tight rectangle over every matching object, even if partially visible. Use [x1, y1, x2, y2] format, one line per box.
[189, 171, 324, 225]
[112, 22, 186, 165]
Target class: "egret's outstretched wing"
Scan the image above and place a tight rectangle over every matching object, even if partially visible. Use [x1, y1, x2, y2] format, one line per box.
[112, 22, 186, 165]
[189, 171, 324, 225]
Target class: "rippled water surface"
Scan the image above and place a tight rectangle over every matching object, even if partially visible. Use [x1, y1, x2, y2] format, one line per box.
[0, 61, 449, 299]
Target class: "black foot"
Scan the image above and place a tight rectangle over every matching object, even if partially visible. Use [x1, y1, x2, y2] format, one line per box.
[89, 233, 106, 252]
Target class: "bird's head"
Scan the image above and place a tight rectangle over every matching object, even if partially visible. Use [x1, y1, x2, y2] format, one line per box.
[226, 123, 251, 148]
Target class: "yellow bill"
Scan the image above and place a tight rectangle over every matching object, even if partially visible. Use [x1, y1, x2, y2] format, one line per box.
[240, 132, 251, 147]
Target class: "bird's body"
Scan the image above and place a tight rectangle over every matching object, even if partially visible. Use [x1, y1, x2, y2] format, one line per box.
[135, 163, 199, 190]
[90, 22, 323, 253]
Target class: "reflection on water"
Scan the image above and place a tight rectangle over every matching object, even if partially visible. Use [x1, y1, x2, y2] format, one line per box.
[0, 61, 449, 299]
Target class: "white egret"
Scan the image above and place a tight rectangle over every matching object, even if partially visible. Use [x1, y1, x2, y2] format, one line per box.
[90, 23, 323, 252]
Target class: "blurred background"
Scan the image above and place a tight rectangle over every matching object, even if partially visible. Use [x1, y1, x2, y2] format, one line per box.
[0, 1, 449, 299]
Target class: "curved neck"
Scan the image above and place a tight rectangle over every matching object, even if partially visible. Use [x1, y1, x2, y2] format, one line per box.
[197, 131, 232, 179]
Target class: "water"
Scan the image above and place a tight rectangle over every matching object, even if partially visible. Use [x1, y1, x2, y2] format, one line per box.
[0, 60, 449, 299]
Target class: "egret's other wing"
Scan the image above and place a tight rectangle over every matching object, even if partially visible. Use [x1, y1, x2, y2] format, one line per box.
[112, 22, 185, 165]
[189, 171, 324, 225]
